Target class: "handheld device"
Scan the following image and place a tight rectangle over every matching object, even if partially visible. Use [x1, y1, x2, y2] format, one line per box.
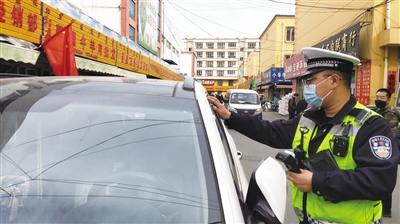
[275, 151, 301, 173]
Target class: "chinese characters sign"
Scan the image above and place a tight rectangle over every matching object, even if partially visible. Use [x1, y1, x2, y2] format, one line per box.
[355, 60, 371, 105]
[314, 23, 360, 57]
[0, 0, 181, 80]
[387, 71, 397, 94]
[0, 0, 41, 44]
[284, 53, 307, 79]
[263, 67, 290, 84]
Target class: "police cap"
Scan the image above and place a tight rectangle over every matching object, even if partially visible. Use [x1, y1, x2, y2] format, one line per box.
[301, 47, 360, 77]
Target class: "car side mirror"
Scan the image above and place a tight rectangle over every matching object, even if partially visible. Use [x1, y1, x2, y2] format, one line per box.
[245, 157, 287, 224]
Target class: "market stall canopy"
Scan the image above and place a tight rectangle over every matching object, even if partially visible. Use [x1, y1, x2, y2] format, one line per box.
[0, 35, 40, 65]
[75, 57, 146, 79]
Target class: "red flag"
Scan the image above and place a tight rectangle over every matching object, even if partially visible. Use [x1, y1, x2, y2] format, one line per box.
[42, 23, 78, 76]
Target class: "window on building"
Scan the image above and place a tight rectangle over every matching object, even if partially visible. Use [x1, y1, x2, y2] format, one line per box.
[217, 80, 223, 86]
[217, 52, 225, 58]
[206, 42, 214, 49]
[286, 27, 295, 42]
[228, 61, 236, 67]
[217, 71, 224, 76]
[197, 61, 203, 67]
[228, 42, 236, 48]
[166, 41, 171, 49]
[129, 25, 135, 41]
[229, 80, 234, 86]
[172, 46, 176, 53]
[239, 57, 243, 61]
[157, 29, 160, 42]
[217, 42, 225, 49]
[196, 70, 203, 76]
[197, 52, 203, 58]
[206, 52, 214, 58]
[228, 70, 235, 75]
[285, 54, 292, 60]
[206, 70, 213, 76]
[129, 0, 135, 20]
[195, 43, 203, 49]
[240, 48, 244, 52]
[228, 52, 236, 58]
[217, 61, 225, 67]
[206, 61, 214, 67]
[247, 42, 256, 49]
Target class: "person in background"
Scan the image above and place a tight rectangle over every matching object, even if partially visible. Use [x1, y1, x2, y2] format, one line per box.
[288, 93, 299, 119]
[208, 47, 399, 224]
[295, 97, 309, 116]
[375, 87, 400, 218]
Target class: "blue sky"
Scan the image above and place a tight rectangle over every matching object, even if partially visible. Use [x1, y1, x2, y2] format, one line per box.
[163, 0, 295, 38]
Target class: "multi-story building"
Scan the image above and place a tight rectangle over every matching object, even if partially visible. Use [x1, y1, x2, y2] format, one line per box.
[183, 38, 260, 94]
[67, 0, 183, 77]
[258, 15, 295, 101]
[287, 0, 400, 106]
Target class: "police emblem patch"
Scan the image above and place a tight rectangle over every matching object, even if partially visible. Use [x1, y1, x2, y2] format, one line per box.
[369, 136, 392, 160]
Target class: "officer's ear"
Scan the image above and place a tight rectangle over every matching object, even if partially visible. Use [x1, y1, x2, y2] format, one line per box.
[330, 74, 341, 85]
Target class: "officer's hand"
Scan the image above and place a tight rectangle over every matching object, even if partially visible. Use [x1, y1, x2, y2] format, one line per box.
[286, 169, 313, 193]
[207, 96, 231, 120]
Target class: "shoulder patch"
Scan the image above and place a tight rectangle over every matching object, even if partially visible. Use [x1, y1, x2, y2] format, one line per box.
[369, 136, 392, 160]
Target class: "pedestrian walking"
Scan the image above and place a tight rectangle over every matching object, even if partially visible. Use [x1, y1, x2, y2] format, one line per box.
[288, 93, 299, 119]
[208, 47, 399, 224]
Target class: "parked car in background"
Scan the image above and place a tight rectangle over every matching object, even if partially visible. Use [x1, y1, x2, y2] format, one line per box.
[0, 76, 287, 223]
[224, 89, 263, 119]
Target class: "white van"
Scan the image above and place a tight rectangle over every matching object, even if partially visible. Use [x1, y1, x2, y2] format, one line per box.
[224, 89, 263, 119]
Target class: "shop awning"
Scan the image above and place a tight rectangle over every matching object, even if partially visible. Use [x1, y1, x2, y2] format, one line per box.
[0, 42, 40, 65]
[75, 57, 146, 79]
[275, 85, 292, 89]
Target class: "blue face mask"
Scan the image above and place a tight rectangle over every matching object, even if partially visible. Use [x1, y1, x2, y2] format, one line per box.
[303, 76, 332, 108]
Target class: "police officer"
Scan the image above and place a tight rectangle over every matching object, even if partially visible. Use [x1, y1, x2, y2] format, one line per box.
[208, 47, 399, 224]
[375, 87, 400, 218]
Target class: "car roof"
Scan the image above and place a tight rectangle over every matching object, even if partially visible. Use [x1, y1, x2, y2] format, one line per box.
[228, 89, 258, 93]
[1, 76, 196, 99]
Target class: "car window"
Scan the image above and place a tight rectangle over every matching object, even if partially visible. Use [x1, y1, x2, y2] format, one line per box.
[211, 108, 245, 202]
[0, 89, 222, 223]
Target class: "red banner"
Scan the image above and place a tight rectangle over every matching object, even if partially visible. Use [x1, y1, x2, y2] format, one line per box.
[355, 61, 371, 105]
[42, 23, 78, 76]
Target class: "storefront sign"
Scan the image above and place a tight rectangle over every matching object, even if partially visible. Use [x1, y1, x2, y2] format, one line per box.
[285, 53, 307, 79]
[313, 23, 360, 57]
[0, 0, 42, 44]
[263, 67, 289, 84]
[117, 43, 150, 74]
[202, 80, 215, 86]
[138, 0, 158, 56]
[387, 71, 397, 94]
[42, 3, 116, 66]
[355, 60, 371, 105]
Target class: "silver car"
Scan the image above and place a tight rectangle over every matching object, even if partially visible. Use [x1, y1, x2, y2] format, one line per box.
[0, 76, 287, 223]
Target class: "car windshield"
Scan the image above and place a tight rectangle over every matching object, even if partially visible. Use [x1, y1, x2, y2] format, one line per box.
[230, 93, 260, 104]
[0, 85, 221, 223]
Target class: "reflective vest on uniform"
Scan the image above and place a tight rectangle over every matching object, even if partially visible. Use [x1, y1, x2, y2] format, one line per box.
[291, 102, 382, 223]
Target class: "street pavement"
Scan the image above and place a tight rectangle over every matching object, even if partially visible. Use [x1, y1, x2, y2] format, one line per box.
[230, 111, 400, 224]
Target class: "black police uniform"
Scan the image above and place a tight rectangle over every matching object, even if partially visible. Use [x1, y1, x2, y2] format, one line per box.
[225, 95, 399, 203]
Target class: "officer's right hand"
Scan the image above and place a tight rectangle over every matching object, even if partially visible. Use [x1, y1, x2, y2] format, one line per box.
[207, 96, 231, 120]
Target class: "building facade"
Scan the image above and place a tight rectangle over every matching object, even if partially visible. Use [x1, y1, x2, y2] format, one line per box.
[184, 37, 260, 94]
[257, 15, 295, 102]
[288, 0, 400, 106]
[67, 0, 183, 77]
